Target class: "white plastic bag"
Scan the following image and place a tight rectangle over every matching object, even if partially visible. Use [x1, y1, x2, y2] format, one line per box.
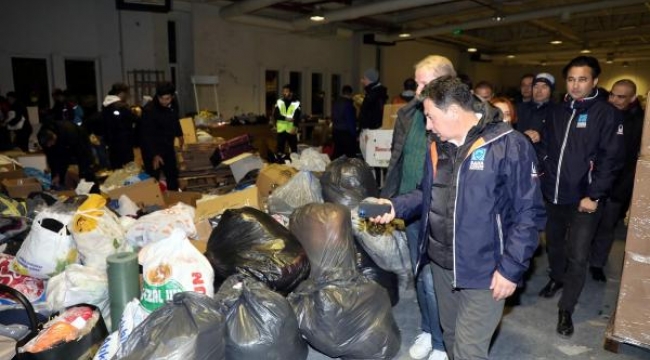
[11, 210, 78, 279]
[117, 194, 139, 217]
[46, 264, 110, 325]
[139, 228, 214, 312]
[290, 147, 330, 172]
[93, 299, 149, 360]
[125, 203, 197, 247]
[267, 171, 323, 216]
[70, 194, 129, 271]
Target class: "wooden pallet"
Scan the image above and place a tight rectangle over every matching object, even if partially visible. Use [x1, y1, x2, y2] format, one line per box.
[604, 309, 650, 354]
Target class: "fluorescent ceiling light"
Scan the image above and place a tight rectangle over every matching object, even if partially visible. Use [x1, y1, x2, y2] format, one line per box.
[550, 40, 563, 45]
[399, 33, 411, 38]
[310, 15, 325, 22]
[467, 47, 478, 53]
[580, 48, 591, 54]
[507, 54, 515, 59]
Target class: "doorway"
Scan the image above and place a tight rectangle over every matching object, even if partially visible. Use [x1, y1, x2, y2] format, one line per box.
[64, 59, 98, 116]
[11, 57, 50, 111]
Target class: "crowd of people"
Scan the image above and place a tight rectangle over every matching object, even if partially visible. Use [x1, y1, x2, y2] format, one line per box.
[0, 82, 184, 190]
[326, 55, 642, 360]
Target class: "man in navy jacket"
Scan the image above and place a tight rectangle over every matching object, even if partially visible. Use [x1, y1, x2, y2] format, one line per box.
[537, 56, 624, 337]
[372, 76, 545, 359]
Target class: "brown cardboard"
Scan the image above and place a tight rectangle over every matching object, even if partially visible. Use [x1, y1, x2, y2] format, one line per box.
[195, 186, 260, 221]
[190, 239, 207, 253]
[175, 117, 198, 147]
[104, 178, 165, 207]
[381, 104, 405, 130]
[0, 163, 24, 181]
[2, 178, 42, 199]
[256, 164, 298, 199]
[612, 252, 650, 343]
[16, 154, 47, 172]
[164, 191, 202, 207]
[193, 219, 213, 243]
[624, 159, 650, 256]
[640, 92, 650, 156]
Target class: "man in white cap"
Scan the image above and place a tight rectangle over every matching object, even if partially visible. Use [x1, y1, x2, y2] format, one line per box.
[516, 73, 555, 144]
[358, 68, 388, 131]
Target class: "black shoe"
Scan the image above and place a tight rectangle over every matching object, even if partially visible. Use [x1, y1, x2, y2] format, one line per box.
[538, 279, 563, 298]
[590, 266, 607, 282]
[557, 310, 574, 336]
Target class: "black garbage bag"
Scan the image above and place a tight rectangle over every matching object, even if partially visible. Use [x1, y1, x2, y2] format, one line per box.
[320, 157, 378, 209]
[206, 207, 310, 294]
[288, 269, 401, 360]
[289, 203, 357, 279]
[113, 292, 226, 360]
[354, 239, 399, 306]
[215, 276, 308, 360]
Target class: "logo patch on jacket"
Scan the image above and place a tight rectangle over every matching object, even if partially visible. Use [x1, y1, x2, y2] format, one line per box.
[617, 124, 624, 135]
[469, 148, 486, 170]
[576, 114, 588, 128]
[531, 162, 539, 178]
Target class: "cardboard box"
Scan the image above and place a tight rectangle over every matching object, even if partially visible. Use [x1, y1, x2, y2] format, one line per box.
[382, 104, 405, 130]
[190, 239, 208, 253]
[164, 191, 202, 207]
[193, 219, 213, 243]
[256, 164, 298, 199]
[360, 129, 393, 168]
[641, 91, 650, 156]
[218, 153, 264, 183]
[2, 178, 42, 199]
[104, 178, 165, 208]
[195, 186, 260, 221]
[16, 154, 47, 172]
[623, 159, 650, 256]
[177, 117, 198, 146]
[0, 163, 24, 181]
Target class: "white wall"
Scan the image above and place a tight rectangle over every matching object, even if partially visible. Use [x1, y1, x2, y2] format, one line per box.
[191, 3, 354, 119]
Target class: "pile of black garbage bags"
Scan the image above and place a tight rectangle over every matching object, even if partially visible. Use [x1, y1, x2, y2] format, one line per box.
[126, 157, 404, 360]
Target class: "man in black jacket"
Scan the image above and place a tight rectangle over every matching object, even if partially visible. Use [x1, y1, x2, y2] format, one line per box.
[589, 79, 644, 282]
[103, 83, 137, 169]
[5, 92, 32, 152]
[140, 82, 183, 190]
[537, 56, 624, 337]
[358, 68, 388, 131]
[38, 120, 95, 188]
[515, 73, 555, 144]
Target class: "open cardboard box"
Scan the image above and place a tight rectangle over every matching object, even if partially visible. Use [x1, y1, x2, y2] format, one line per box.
[0, 163, 24, 181]
[164, 190, 202, 207]
[2, 177, 42, 199]
[195, 186, 260, 222]
[256, 164, 298, 199]
[217, 153, 263, 183]
[381, 103, 405, 130]
[104, 178, 165, 208]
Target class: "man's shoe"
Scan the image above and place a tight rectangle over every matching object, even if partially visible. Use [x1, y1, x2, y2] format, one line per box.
[409, 332, 433, 359]
[538, 279, 563, 298]
[590, 266, 607, 282]
[428, 349, 448, 360]
[557, 310, 574, 336]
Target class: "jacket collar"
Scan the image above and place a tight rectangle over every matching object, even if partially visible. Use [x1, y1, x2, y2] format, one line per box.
[564, 88, 600, 110]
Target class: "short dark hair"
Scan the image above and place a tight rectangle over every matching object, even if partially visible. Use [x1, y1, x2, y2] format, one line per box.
[421, 75, 474, 112]
[457, 73, 473, 90]
[155, 82, 176, 97]
[52, 88, 64, 97]
[403, 78, 417, 91]
[282, 84, 293, 93]
[37, 128, 56, 148]
[474, 80, 494, 92]
[341, 85, 353, 95]
[563, 56, 601, 79]
[109, 83, 129, 96]
[521, 73, 535, 82]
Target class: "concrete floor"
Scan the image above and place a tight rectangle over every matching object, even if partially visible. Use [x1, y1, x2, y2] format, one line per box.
[306, 225, 650, 359]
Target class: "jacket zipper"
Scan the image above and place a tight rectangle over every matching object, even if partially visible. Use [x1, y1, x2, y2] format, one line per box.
[451, 130, 512, 287]
[496, 213, 504, 255]
[554, 109, 577, 204]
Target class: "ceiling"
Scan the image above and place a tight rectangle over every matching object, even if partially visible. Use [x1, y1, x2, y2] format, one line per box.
[199, 0, 650, 66]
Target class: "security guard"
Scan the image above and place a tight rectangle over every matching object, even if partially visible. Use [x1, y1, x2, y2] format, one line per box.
[272, 84, 301, 162]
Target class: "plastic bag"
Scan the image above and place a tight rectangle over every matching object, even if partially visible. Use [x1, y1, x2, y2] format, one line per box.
[125, 203, 197, 247]
[117, 195, 138, 217]
[0, 254, 46, 305]
[352, 201, 412, 281]
[113, 292, 226, 360]
[139, 229, 214, 312]
[99, 163, 142, 192]
[321, 157, 379, 209]
[289, 203, 357, 279]
[267, 171, 323, 216]
[94, 299, 149, 360]
[70, 195, 128, 271]
[0, 193, 27, 217]
[46, 264, 110, 325]
[206, 207, 310, 294]
[288, 269, 401, 359]
[354, 241, 399, 306]
[215, 276, 307, 360]
[289, 147, 330, 172]
[11, 209, 79, 279]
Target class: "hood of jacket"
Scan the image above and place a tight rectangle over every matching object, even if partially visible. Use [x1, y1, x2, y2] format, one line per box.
[102, 95, 121, 107]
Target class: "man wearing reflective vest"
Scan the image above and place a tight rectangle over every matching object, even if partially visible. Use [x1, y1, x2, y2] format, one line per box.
[272, 84, 301, 162]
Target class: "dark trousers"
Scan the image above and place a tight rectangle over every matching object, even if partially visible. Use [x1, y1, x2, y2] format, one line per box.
[545, 202, 602, 313]
[332, 129, 356, 159]
[144, 146, 179, 191]
[590, 199, 624, 268]
[276, 131, 297, 156]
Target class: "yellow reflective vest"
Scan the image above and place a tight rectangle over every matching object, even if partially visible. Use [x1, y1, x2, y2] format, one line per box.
[276, 99, 300, 133]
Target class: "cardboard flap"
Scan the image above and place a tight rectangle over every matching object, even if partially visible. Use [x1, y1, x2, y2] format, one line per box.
[195, 186, 260, 221]
[104, 178, 165, 207]
[218, 153, 263, 183]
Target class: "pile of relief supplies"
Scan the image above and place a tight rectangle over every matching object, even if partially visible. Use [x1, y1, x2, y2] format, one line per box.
[0, 152, 408, 360]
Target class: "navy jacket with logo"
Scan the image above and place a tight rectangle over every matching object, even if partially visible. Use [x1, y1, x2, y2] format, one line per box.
[539, 89, 624, 205]
[391, 100, 545, 289]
